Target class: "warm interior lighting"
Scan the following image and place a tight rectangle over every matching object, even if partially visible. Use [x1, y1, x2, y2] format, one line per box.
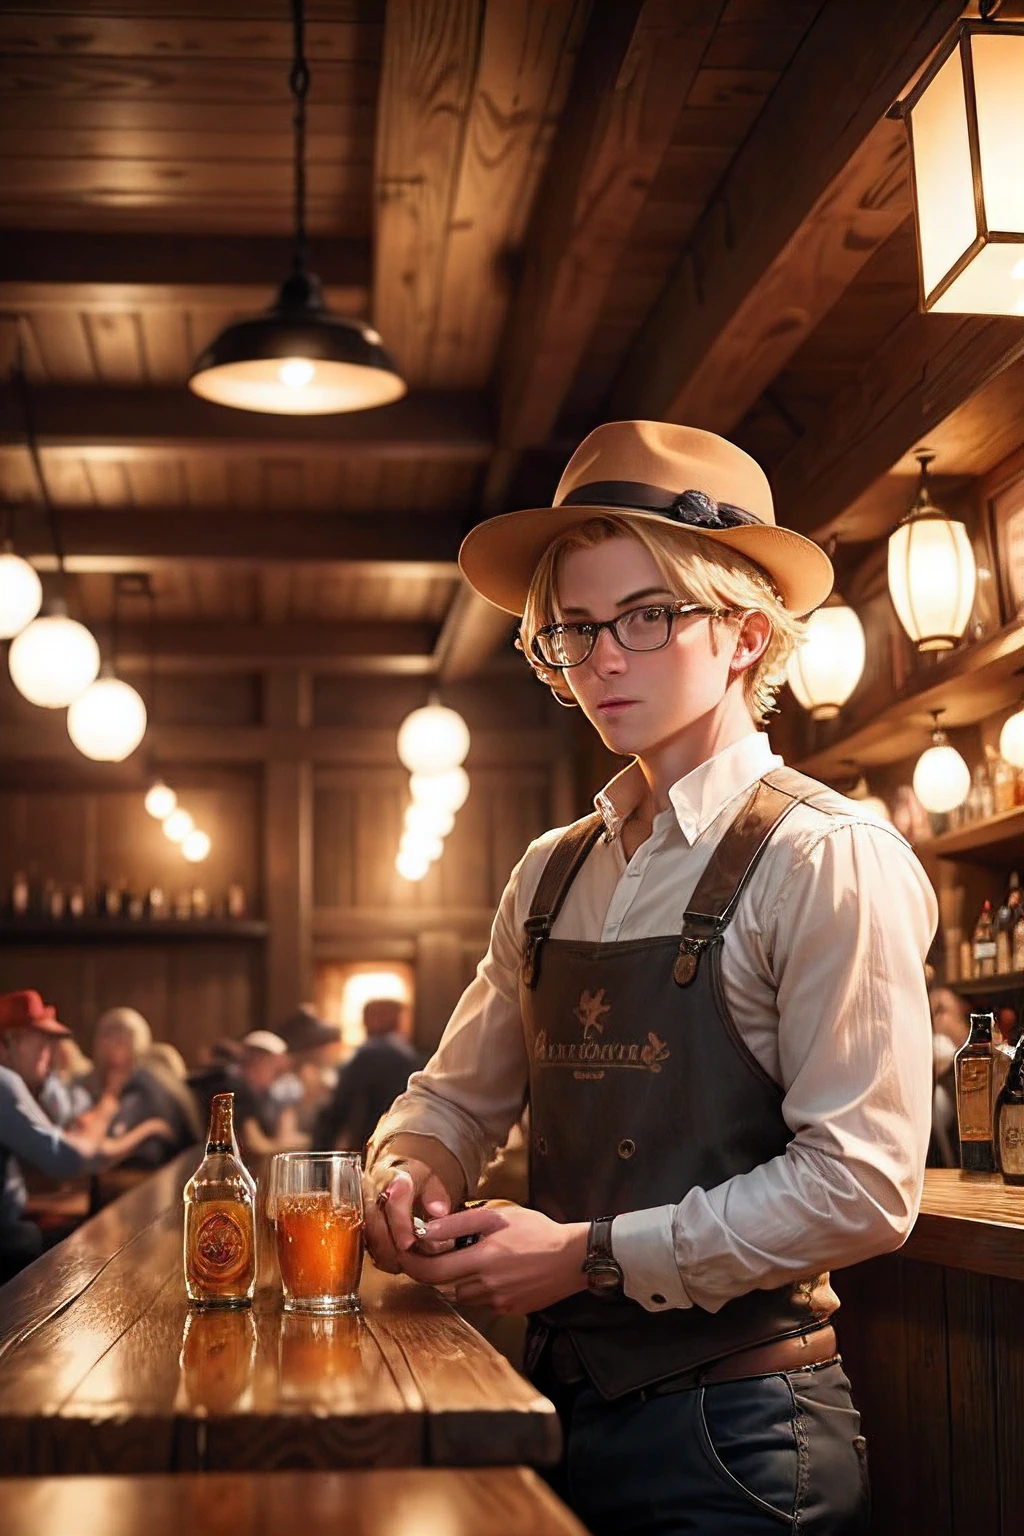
[786, 597, 865, 721]
[905, 20, 1024, 314]
[887, 452, 976, 652]
[0, 548, 42, 639]
[181, 829, 211, 863]
[912, 717, 971, 814]
[397, 703, 470, 774]
[8, 606, 100, 708]
[163, 808, 195, 845]
[145, 780, 177, 820]
[396, 850, 430, 883]
[408, 766, 471, 814]
[404, 802, 455, 839]
[67, 675, 147, 762]
[999, 707, 1024, 768]
[399, 830, 444, 865]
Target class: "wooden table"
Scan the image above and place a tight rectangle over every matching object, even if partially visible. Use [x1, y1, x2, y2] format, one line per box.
[0, 1469, 588, 1536]
[0, 1149, 561, 1476]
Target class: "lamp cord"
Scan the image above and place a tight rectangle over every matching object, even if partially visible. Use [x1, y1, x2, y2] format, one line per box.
[290, 0, 310, 277]
[12, 328, 66, 594]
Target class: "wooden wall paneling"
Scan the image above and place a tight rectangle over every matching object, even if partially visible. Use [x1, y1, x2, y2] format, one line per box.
[991, 1276, 1024, 1536]
[440, 770, 491, 910]
[87, 945, 171, 1052]
[413, 929, 466, 1054]
[902, 1258, 953, 1536]
[263, 674, 313, 1028]
[488, 770, 549, 909]
[167, 943, 260, 1061]
[945, 1267, 1000, 1536]
[313, 785, 357, 911]
[353, 779, 404, 911]
[0, 949, 96, 1042]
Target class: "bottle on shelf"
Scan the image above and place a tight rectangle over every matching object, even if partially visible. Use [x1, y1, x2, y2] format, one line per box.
[993, 753, 1016, 814]
[68, 885, 86, 920]
[183, 1093, 257, 1308]
[9, 870, 29, 918]
[43, 881, 65, 922]
[995, 1029, 1024, 1185]
[995, 874, 1020, 975]
[965, 759, 994, 824]
[125, 887, 145, 921]
[174, 889, 193, 921]
[103, 878, 123, 919]
[954, 1011, 997, 1172]
[191, 886, 210, 920]
[1014, 906, 1024, 974]
[226, 882, 247, 920]
[146, 886, 166, 920]
[972, 899, 997, 978]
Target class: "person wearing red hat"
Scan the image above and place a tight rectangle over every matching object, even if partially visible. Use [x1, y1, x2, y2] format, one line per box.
[362, 423, 937, 1534]
[0, 990, 173, 1283]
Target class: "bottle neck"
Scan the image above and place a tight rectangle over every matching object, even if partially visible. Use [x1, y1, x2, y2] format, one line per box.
[967, 1013, 994, 1047]
[206, 1092, 236, 1155]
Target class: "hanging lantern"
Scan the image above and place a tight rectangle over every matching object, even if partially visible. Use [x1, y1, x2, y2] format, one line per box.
[887, 452, 976, 653]
[67, 673, 147, 762]
[912, 716, 971, 814]
[163, 808, 194, 845]
[145, 780, 177, 820]
[999, 707, 1024, 769]
[397, 703, 470, 774]
[404, 802, 455, 839]
[8, 604, 100, 708]
[408, 766, 470, 814]
[0, 547, 42, 639]
[396, 850, 430, 882]
[399, 830, 444, 865]
[903, 16, 1024, 315]
[786, 596, 865, 721]
[188, 0, 404, 414]
[182, 829, 211, 863]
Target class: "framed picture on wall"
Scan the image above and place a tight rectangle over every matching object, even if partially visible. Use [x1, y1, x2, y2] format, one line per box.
[989, 468, 1024, 625]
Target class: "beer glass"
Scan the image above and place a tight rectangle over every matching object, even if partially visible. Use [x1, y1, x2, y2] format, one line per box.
[267, 1151, 363, 1313]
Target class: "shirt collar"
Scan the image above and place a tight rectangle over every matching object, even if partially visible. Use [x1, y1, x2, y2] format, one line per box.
[593, 733, 781, 846]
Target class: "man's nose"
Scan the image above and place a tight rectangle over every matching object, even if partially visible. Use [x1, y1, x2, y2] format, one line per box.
[589, 624, 627, 674]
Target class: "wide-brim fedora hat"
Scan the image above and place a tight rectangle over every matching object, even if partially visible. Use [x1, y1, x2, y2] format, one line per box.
[459, 420, 833, 618]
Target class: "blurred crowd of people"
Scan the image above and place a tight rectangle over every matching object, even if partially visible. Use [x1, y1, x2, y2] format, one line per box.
[0, 988, 425, 1285]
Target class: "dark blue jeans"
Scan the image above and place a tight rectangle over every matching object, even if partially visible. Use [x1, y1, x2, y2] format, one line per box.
[533, 1348, 870, 1535]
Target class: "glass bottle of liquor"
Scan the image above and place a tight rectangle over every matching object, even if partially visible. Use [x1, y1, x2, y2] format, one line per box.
[10, 870, 29, 917]
[183, 1093, 257, 1308]
[996, 875, 1020, 974]
[1014, 906, 1024, 974]
[993, 753, 1016, 814]
[972, 899, 997, 978]
[954, 1011, 997, 1172]
[995, 1030, 1024, 1185]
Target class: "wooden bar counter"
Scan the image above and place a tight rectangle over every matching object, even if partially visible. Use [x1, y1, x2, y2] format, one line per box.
[835, 1170, 1024, 1536]
[0, 1150, 561, 1477]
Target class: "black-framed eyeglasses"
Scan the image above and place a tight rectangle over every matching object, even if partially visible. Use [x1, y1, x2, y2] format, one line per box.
[530, 602, 721, 670]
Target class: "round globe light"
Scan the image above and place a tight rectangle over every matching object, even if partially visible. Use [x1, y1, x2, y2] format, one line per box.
[404, 802, 455, 839]
[408, 766, 470, 814]
[912, 739, 971, 814]
[67, 676, 147, 762]
[397, 703, 470, 774]
[999, 707, 1024, 769]
[786, 600, 865, 720]
[163, 808, 195, 844]
[181, 829, 211, 863]
[8, 610, 100, 708]
[145, 780, 177, 820]
[399, 830, 444, 864]
[0, 551, 42, 639]
[396, 850, 430, 882]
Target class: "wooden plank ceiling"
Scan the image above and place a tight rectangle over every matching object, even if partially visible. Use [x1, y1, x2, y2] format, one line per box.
[2, 0, 1016, 683]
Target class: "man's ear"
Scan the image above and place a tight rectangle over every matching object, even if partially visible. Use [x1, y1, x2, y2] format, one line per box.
[729, 610, 772, 678]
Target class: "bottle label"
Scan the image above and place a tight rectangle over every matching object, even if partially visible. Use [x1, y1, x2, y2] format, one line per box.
[999, 1107, 1024, 1176]
[193, 1210, 249, 1284]
[957, 1058, 993, 1141]
[973, 942, 997, 961]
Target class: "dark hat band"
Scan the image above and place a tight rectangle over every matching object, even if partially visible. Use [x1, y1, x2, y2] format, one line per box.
[560, 479, 763, 532]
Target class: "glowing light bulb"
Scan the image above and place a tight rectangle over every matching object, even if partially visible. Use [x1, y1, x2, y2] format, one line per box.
[278, 357, 316, 389]
[145, 781, 177, 820]
[182, 829, 211, 863]
[163, 808, 194, 844]
[1012, 258, 1024, 281]
[396, 851, 429, 882]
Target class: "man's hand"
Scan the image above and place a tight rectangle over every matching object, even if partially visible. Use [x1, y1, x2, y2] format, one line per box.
[363, 1159, 453, 1274]
[398, 1202, 590, 1315]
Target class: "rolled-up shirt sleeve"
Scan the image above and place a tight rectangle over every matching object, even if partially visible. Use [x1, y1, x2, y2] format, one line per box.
[0, 1068, 92, 1181]
[368, 847, 535, 1193]
[613, 820, 937, 1313]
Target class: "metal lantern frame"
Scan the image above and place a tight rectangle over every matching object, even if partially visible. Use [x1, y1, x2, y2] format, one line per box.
[903, 15, 1024, 314]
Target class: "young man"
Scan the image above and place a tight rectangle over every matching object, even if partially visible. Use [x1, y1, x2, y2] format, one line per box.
[364, 422, 936, 1534]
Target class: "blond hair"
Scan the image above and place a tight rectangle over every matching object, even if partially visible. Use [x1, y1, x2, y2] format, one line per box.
[519, 515, 805, 723]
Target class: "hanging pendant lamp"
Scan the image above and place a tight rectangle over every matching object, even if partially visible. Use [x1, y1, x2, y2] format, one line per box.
[912, 711, 972, 814]
[786, 593, 866, 721]
[188, 0, 404, 415]
[887, 451, 977, 653]
[0, 538, 42, 639]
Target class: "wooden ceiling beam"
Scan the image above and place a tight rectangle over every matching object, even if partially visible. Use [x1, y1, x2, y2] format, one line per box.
[0, 386, 492, 461]
[107, 620, 439, 675]
[0, 230, 370, 314]
[15, 512, 460, 574]
[433, 582, 515, 682]
[493, 0, 725, 453]
[772, 314, 1024, 543]
[607, 0, 965, 431]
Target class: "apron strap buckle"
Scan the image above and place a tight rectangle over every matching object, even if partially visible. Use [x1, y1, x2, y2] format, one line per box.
[522, 916, 551, 989]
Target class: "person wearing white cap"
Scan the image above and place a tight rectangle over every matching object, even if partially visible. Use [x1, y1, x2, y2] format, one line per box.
[233, 1030, 307, 1156]
[363, 421, 937, 1534]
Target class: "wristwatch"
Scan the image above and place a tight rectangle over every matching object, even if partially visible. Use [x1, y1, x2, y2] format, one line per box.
[582, 1215, 624, 1298]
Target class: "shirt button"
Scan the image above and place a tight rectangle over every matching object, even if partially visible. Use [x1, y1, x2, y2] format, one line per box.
[617, 1138, 636, 1160]
[651, 1293, 666, 1305]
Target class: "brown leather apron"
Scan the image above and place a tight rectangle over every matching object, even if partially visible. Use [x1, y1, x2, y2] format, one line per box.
[521, 766, 837, 1399]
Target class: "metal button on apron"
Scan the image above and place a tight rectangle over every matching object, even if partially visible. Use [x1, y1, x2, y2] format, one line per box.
[617, 1138, 636, 1160]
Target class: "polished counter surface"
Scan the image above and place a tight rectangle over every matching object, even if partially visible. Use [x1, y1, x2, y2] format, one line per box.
[0, 1150, 560, 1476]
[905, 1168, 1024, 1280]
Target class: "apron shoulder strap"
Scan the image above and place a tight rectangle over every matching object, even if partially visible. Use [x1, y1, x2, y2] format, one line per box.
[672, 765, 829, 986]
[521, 813, 605, 989]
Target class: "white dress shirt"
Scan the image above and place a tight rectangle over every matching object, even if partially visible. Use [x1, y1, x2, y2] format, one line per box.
[371, 732, 938, 1315]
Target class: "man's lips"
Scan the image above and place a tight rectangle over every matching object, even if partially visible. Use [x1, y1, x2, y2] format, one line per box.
[596, 698, 638, 714]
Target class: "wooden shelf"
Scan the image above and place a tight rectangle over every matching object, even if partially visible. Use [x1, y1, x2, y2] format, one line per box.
[0, 919, 267, 946]
[946, 970, 1024, 998]
[927, 803, 1024, 862]
[794, 619, 1024, 780]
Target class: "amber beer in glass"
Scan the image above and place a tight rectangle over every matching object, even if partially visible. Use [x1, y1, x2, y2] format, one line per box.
[268, 1151, 363, 1313]
[183, 1092, 258, 1307]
